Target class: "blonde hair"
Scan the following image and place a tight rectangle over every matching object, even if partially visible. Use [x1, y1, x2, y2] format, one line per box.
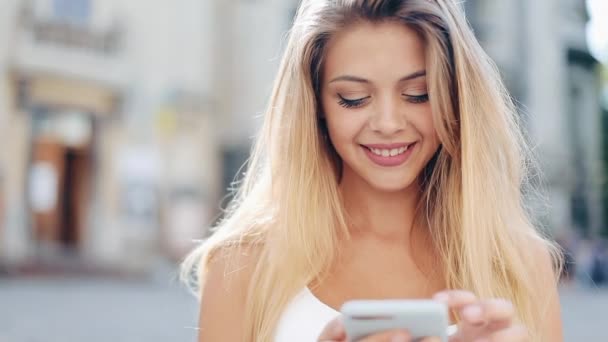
[181, 0, 561, 340]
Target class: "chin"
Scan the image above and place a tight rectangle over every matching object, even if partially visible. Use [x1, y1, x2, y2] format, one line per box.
[366, 176, 417, 193]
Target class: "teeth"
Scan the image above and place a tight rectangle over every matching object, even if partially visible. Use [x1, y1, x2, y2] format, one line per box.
[368, 145, 409, 157]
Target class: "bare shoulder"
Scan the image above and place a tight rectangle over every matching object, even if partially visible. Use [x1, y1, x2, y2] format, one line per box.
[198, 244, 262, 342]
[528, 235, 562, 285]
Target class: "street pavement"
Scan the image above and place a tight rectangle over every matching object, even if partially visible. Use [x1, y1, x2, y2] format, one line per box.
[0, 270, 606, 341]
[0, 268, 199, 342]
[560, 284, 608, 341]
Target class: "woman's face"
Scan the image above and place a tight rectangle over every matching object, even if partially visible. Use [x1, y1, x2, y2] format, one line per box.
[321, 20, 441, 193]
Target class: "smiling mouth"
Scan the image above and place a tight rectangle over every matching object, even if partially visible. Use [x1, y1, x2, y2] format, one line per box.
[359, 142, 417, 167]
[361, 143, 416, 157]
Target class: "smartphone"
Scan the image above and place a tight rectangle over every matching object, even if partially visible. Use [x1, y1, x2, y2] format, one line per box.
[341, 299, 456, 341]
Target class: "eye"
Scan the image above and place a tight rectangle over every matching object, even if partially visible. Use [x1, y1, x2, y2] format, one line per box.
[338, 94, 369, 108]
[403, 94, 429, 104]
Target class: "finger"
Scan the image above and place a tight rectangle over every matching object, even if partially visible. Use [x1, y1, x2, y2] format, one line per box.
[317, 316, 346, 341]
[420, 337, 442, 342]
[477, 324, 528, 342]
[461, 299, 514, 328]
[358, 330, 411, 342]
[433, 290, 478, 311]
[482, 299, 515, 332]
[456, 299, 517, 341]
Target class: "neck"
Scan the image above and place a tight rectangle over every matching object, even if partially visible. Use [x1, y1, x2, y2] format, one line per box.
[339, 174, 421, 244]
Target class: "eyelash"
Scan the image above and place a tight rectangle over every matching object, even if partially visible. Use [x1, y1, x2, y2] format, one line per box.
[337, 94, 429, 108]
[407, 94, 429, 104]
[338, 95, 369, 108]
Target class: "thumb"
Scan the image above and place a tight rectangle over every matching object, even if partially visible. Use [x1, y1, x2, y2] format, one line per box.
[318, 316, 347, 341]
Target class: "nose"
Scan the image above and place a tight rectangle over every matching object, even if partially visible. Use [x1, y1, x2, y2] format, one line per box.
[369, 95, 407, 136]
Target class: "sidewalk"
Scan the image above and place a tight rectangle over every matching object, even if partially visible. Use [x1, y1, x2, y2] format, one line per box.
[0, 262, 199, 342]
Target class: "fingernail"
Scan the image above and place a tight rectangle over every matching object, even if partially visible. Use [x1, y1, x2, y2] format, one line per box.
[391, 334, 408, 342]
[463, 305, 483, 321]
[433, 292, 449, 302]
[495, 299, 513, 311]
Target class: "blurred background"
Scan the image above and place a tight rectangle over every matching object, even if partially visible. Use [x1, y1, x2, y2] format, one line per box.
[0, 0, 606, 341]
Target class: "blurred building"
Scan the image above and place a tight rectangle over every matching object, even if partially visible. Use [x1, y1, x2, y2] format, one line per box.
[212, 0, 299, 197]
[465, 0, 603, 237]
[0, 0, 222, 273]
[1, 0, 603, 274]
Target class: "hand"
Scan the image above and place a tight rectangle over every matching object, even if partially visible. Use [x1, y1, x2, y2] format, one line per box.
[317, 316, 441, 342]
[433, 290, 528, 342]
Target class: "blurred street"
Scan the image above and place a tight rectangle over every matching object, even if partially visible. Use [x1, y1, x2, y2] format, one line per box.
[560, 285, 608, 341]
[0, 263, 199, 342]
[0, 270, 606, 341]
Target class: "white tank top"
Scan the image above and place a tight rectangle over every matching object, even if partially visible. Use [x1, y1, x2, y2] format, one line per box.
[274, 287, 341, 341]
[274, 288, 459, 341]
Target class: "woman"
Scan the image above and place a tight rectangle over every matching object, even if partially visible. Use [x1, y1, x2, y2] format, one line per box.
[181, 0, 563, 341]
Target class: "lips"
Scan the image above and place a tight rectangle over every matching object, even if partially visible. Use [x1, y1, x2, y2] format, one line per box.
[363, 143, 414, 150]
[361, 142, 417, 167]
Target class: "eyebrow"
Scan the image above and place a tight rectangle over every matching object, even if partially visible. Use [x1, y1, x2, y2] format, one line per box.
[328, 70, 426, 84]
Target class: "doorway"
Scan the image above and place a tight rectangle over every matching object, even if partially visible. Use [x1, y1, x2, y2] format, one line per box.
[29, 113, 93, 253]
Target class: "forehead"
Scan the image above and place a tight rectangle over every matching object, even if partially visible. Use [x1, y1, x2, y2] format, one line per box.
[322, 20, 426, 82]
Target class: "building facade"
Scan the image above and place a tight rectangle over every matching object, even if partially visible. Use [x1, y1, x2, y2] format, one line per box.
[465, 0, 603, 237]
[1, 0, 602, 273]
[0, 0, 222, 272]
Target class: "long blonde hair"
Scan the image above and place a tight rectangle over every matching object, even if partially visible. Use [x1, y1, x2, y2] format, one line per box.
[181, 1, 561, 340]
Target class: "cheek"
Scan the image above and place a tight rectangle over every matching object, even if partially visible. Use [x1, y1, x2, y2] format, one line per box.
[412, 110, 439, 142]
[324, 108, 366, 145]
[326, 117, 353, 147]
[407, 111, 441, 157]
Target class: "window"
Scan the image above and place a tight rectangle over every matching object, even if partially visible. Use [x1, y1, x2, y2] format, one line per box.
[53, 0, 91, 24]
